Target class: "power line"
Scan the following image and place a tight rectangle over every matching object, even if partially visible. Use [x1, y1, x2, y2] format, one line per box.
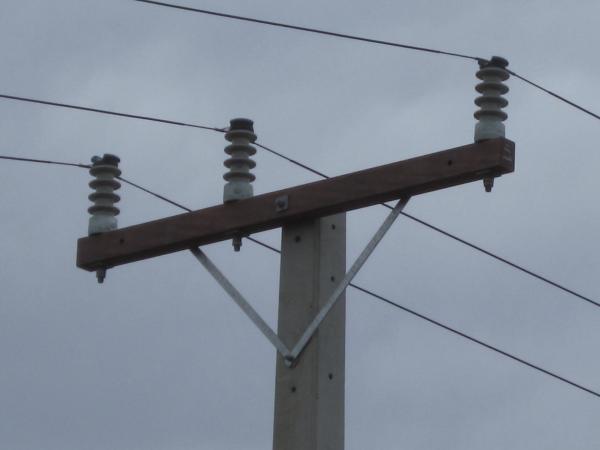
[2, 153, 598, 399]
[117, 176, 192, 212]
[350, 283, 600, 399]
[0, 94, 226, 132]
[133, 1, 600, 124]
[246, 236, 281, 254]
[1, 95, 596, 308]
[507, 69, 600, 122]
[255, 143, 329, 179]
[133, 0, 481, 62]
[0, 154, 90, 169]
[393, 207, 600, 308]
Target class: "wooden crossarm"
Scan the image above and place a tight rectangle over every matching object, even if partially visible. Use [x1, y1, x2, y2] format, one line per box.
[77, 138, 515, 271]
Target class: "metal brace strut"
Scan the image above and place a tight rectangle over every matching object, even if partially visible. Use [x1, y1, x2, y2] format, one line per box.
[288, 197, 409, 361]
[190, 247, 291, 357]
[191, 197, 409, 366]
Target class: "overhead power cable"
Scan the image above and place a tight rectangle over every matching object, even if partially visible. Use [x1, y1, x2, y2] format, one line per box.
[349, 283, 600, 399]
[133, 0, 600, 123]
[5, 153, 595, 400]
[0, 154, 90, 169]
[117, 176, 192, 212]
[0, 94, 226, 132]
[255, 143, 329, 179]
[133, 0, 480, 61]
[507, 70, 600, 121]
[389, 207, 600, 308]
[0, 91, 596, 306]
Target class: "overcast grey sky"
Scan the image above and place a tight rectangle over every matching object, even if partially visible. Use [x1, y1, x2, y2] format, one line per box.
[1, 0, 599, 449]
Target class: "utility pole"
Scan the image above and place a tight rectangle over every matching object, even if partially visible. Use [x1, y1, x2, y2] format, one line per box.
[273, 214, 346, 450]
[76, 57, 513, 450]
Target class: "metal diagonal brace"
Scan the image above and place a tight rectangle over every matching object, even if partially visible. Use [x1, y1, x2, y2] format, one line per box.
[288, 197, 410, 362]
[191, 196, 409, 366]
[190, 247, 291, 358]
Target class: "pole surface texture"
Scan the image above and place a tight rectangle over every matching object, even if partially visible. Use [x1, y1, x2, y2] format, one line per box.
[273, 214, 346, 450]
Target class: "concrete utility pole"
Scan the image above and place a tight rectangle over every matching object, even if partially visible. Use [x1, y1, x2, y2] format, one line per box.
[76, 57, 512, 450]
[273, 215, 346, 450]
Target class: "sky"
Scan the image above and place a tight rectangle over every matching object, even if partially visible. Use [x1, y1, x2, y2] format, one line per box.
[1, 0, 599, 449]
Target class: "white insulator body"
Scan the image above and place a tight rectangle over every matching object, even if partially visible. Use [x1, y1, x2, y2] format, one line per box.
[88, 159, 121, 235]
[223, 123, 257, 203]
[474, 62, 509, 142]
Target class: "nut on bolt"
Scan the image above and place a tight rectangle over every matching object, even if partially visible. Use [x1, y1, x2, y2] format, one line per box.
[232, 235, 243, 252]
[483, 177, 494, 193]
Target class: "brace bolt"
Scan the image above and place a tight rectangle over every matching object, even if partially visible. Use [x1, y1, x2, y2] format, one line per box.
[283, 355, 295, 368]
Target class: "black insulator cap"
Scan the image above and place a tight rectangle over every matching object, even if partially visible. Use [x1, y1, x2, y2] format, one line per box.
[91, 154, 120, 166]
[479, 55, 509, 69]
[229, 118, 254, 132]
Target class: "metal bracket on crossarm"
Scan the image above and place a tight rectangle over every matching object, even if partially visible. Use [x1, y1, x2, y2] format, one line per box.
[190, 197, 410, 366]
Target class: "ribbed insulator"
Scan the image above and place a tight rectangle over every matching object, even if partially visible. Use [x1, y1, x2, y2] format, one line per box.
[88, 154, 121, 235]
[474, 56, 509, 142]
[223, 118, 257, 203]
